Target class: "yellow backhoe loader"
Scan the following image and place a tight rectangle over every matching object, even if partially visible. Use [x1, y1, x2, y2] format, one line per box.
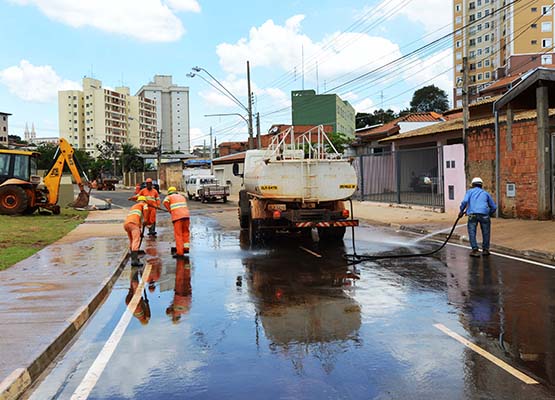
[0, 139, 90, 215]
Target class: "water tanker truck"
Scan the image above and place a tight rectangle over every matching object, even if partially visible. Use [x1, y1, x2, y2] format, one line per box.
[234, 126, 358, 244]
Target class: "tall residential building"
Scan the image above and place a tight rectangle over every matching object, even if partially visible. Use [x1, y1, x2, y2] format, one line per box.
[0, 112, 11, 145]
[453, 0, 555, 106]
[58, 77, 157, 155]
[136, 75, 191, 153]
[291, 90, 356, 137]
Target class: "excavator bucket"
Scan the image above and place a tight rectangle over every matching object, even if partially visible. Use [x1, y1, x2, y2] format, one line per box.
[71, 189, 90, 208]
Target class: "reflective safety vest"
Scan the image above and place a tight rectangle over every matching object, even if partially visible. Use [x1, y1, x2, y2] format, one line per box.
[137, 187, 160, 208]
[125, 202, 148, 226]
[163, 193, 190, 221]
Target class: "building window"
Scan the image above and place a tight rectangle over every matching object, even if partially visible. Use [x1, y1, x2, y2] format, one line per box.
[542, 54, 553, 64]
[485, 72, 491, 79]
[532, 7, 537, 12]
[543, 39, 552, 48]
[542, 22, 552, 32]
[456, 16, 462, 24]
[485, 9, 489, 16]
[531, 23, 538, 29]
[456, 3, 461, 12]
[542, 5, 552, 15]
[477, 24, 482, 31]
[448, 186, 455, 201]
[532, 39, 538, 45]
[477, 73, 483, 80]
[477, 11, 482, 18]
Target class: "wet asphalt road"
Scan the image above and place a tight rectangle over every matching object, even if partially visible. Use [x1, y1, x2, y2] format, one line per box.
[26, 191, 555, 399]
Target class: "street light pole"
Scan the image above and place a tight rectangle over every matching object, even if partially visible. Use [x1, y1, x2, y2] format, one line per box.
[247, 61, 254, 150]
[157, 129, 162, 184]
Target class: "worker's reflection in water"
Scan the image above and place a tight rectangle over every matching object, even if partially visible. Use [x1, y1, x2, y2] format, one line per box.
[144, 247, 162, 294]
[166, 257, 192, 324]
[126, 267, 151, 325]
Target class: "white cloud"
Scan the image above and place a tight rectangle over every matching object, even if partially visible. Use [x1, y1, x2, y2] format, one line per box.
[8, 0, 201, 42]
[376, 0, 452, 34]
[216, 15, 402, 82]
[0, 60, 80, 103]
[165, 0, 200, 12]
[354, 98, 375, 113]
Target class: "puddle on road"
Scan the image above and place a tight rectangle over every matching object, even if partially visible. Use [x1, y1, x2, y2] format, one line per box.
[28, 216, 555, 400]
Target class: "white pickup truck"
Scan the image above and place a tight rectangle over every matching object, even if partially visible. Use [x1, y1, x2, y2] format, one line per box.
[185, 175, 230, 203]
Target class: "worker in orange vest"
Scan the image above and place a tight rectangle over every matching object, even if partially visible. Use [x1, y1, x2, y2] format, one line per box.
[129, 178, 160, 236]
[166, 257, 192, 323]
[163, 187, 190, 258]
[124, 196, 148, 267]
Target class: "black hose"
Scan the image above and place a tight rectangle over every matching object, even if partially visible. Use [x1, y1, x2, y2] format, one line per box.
[343, 215, 463, 266]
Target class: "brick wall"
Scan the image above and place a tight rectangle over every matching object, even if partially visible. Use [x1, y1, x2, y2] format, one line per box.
[467, 120, 539, 219]
[467, 126, 496, 201]
[499, 121, 538, 219]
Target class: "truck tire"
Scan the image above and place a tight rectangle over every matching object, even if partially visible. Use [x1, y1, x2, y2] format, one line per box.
[238, 190, 250, 229]
[223, 196, 228, 203]
[318, 226, 346, 242]
[0, 185, 28, 215]
[248, 216, 259, 246]
[188, 193, 193, 200]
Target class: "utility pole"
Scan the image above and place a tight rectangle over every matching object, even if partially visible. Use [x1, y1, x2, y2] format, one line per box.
[157, 129, 162, 184]
[247, 61, 254, 150]
[256, 112, 261, 149]
[209, 126, 214, 174]
[462, 57, 469, 177]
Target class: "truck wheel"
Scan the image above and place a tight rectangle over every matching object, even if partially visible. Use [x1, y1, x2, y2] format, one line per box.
[0, 185, 28, 215]
[248, 215, 258, 246]
[223, 196, 228, 203]
[318, 226, 346, 242]
[188, 193, 193, 200]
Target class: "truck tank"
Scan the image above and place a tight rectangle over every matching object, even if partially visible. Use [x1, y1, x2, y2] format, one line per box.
[243, 126, 357, 202]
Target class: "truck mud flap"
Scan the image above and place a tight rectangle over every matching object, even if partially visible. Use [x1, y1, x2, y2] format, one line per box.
[295, 220, 359, 228]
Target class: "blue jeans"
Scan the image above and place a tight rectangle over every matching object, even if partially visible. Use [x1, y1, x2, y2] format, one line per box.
[467, 214, 491, 250]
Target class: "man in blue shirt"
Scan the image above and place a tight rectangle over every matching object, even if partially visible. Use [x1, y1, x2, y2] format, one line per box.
[459, 177, 497, 257]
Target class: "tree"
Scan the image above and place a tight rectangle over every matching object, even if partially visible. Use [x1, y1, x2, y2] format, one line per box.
[121, 143, 144, 173]
[409, 85, 449, 113]
[326, 132, 351, 154]
[356, 109, 396, 129]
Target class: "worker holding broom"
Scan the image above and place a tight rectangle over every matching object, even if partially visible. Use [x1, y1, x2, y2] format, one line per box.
[124, 196, 149, 267]
[163, 187, 190, 258]
[130, 178, 160, 237]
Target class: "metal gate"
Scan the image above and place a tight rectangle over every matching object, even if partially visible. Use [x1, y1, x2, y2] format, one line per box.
[355, 146, 445, 208]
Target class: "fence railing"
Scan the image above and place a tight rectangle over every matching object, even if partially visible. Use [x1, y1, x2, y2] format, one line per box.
[355, 146, 444, 208]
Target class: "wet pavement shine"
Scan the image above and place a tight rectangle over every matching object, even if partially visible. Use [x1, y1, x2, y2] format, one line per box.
[26, 204, 555, 400]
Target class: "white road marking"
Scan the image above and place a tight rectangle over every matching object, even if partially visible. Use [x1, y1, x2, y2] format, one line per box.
[70, 263, 152, 400]
[437, 241, 555, 271]
[434, 323, 539, 385]
[299, 246, 322, 258]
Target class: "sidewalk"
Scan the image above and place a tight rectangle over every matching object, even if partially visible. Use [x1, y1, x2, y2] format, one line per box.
[353, 201, 555, 262]
[0, 197, 128, 400]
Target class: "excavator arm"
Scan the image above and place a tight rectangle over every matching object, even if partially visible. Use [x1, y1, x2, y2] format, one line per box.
[43, 139, 90, 208]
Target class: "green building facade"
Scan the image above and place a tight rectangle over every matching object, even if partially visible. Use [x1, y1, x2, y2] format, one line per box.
[291, 90, 356, 137]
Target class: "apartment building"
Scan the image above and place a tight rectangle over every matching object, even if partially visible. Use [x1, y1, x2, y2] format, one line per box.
[136, 75, 190, 153]
[453, 0, 555, 106]
[58, 77, 158, 155]
[0, 112, 11, 145]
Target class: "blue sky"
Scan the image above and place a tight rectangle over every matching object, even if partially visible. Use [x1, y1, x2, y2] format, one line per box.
[0, 0, 452, 147]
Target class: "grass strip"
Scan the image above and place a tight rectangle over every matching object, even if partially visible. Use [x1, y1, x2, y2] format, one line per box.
[0, 208, 88, 270]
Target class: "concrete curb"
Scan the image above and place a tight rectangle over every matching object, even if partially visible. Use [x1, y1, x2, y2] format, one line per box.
[0, 249, 130, 400]
[361, 218, 555, 265]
